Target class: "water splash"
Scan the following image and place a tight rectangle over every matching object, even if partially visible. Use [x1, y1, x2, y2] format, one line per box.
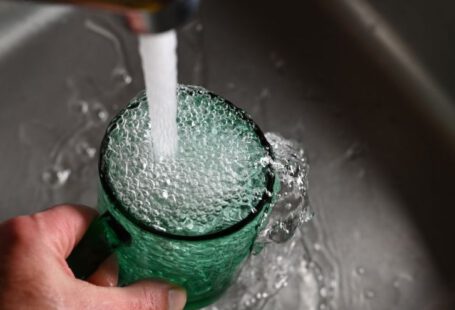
[259, 132, 313, 244]
[204, 133, 340, 310]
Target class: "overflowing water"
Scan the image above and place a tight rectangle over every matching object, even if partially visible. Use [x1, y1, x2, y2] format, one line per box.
[204, 132, 318, 310]
[139, 31, 178, 158]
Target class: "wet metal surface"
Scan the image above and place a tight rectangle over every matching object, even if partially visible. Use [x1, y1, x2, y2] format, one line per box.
[1, 0, 454, 309]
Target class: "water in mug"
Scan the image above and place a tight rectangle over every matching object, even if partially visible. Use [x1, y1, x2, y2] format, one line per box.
[104, 85, 271, 235]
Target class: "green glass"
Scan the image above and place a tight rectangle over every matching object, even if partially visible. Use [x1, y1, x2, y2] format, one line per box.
[67, 86, 279, 310]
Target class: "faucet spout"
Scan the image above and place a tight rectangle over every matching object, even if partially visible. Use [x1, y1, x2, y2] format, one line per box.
[124, 0, 199, 33]
[29, 0, 200, 33]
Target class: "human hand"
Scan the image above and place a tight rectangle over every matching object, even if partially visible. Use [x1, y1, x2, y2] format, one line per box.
[0, 204, 187, 310]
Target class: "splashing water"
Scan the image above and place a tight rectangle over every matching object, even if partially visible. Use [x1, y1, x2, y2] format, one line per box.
[139, 31, 178, 158]
[260, 132, 313, 243]
[204, 132, 327, 310]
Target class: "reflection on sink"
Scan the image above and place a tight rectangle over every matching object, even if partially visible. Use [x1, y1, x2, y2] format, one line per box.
[1, 0, 454, 309]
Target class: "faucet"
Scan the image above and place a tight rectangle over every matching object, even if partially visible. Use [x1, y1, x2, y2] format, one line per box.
[32, 0, 200, 33]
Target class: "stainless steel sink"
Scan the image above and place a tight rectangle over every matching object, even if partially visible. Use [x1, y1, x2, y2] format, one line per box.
[1, 0, 454, 309]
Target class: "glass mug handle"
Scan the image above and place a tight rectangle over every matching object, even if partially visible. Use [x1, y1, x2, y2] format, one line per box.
[66, 212, 132, 279]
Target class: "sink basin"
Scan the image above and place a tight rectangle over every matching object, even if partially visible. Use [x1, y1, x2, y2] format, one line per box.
[1, 0, 454, 309]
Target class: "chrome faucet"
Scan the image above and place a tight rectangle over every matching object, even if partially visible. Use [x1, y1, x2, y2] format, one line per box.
[31, 0, 200, 33]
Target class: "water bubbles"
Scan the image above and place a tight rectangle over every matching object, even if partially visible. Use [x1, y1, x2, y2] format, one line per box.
[105, 86, 269, 235]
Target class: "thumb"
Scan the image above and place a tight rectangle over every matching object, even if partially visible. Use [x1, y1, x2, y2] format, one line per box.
[92, 281, 187, 310]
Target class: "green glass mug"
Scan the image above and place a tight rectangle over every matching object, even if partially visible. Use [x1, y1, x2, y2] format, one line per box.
[67, 85, 279, 310]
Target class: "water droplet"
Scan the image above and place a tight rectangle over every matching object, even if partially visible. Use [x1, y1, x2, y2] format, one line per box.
[356, 267, 365, 275]
[75, 140, 97, 160]
[112, 69, 133, 85]
[320, 286, 328, 297]
[42, 166, 71, 188]
[69, 99, 89, 114]
[90, 102, 109, 123]
[365, 290, 375, 299]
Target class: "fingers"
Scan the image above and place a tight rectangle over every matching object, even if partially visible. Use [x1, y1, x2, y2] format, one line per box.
[92, 281, 187, 310]
[86, 255, 118, 287]
[33, 204, 98, 258]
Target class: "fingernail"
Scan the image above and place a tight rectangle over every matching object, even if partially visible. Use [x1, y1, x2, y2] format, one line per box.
[168, 288, 187, 310]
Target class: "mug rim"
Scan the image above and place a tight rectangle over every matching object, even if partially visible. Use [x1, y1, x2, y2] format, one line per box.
[98, 85, 276, 241]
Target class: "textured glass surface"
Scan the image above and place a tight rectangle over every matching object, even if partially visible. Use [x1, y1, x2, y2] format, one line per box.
[98, 188, 271, 309]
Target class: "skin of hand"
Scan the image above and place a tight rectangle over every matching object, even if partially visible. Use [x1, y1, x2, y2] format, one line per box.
[0, 204, 187, 310]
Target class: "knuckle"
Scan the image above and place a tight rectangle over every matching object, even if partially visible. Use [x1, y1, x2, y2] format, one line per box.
[0, 216, 36, 247]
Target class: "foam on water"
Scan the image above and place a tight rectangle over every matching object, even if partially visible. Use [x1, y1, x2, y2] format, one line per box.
[139, 31, 178, 158]
[103, 85, 270, 236]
